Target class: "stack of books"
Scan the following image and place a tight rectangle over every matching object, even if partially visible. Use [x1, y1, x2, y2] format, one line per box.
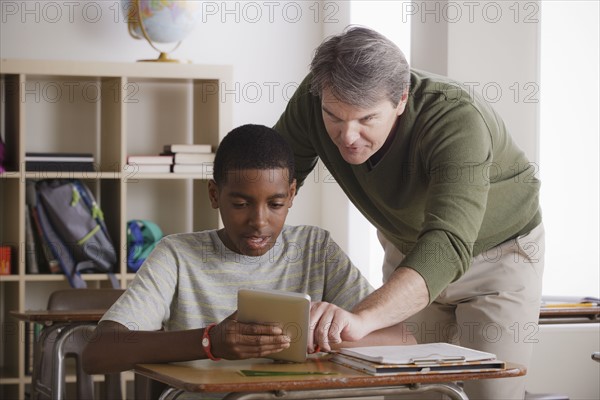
[25, 152, 95, 172]
[331, 343, 505, 376]
[126, 154, 173, 173]
[162, 144, 215, 174]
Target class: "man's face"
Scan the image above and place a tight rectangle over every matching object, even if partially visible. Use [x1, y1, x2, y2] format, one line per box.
[208, 168, 296, 257]
[321, 87, 408, 165]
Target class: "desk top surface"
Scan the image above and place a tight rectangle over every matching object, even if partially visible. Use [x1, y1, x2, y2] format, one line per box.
[539, 306, 600, 319]
[135, 356, 526, 394]
[13, 305, 598, 324]
[10, 309, 106, 323]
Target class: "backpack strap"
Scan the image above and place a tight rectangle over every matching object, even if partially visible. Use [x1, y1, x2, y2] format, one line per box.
[70, 180, 118, 287]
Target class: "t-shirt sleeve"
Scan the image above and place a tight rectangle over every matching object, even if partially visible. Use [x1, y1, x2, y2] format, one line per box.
[319, 232, 374, 310]
[100, 238, 178, 331]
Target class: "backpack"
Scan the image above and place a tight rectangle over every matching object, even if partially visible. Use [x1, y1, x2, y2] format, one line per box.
[127, 219, 163, 272]
[31, 179, 118, 288]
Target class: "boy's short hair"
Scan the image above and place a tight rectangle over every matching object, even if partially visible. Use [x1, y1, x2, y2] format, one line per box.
[213, 124, 295, 186]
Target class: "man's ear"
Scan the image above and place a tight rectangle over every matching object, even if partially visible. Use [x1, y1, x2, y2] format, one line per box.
[395, 89, 409, 116]
[208, 180, 219, 209]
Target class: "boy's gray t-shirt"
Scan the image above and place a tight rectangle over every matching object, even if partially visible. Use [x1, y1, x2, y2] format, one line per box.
[102, 225, 373, 331]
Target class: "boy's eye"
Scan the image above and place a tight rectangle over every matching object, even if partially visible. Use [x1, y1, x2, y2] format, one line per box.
[233, 202, 248, 208]
[270, 203, 285, 209]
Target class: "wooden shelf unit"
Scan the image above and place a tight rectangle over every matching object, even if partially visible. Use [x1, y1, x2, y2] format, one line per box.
[0, 59, 232, 399]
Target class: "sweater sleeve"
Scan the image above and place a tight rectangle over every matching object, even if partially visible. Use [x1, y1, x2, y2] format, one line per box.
[400, 100, 493, 302]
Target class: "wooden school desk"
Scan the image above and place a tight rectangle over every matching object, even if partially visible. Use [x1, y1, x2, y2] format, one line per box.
[135, 356, 526, 400]
[10, 309, 107, 324]
[539, 305, 600, 324]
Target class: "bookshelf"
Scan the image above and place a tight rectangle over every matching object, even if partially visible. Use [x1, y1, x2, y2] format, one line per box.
[0, 59, 232, 399]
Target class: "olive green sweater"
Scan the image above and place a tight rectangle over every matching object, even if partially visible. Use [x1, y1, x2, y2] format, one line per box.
[274, 69, 541, 302]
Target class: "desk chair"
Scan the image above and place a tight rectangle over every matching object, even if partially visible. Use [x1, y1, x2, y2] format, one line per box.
[31, 288, 125, 400]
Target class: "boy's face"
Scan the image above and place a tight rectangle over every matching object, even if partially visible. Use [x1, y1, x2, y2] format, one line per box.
[208, 168, 296, 257]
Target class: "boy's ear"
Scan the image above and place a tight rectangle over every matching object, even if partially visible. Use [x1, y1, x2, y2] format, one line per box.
[208, 180, 219, 209]
[289, 179, 297, 207]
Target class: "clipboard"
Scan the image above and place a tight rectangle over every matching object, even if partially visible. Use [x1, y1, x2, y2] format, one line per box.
[333, 343, 503, 376]
[339, 343, 497, 365]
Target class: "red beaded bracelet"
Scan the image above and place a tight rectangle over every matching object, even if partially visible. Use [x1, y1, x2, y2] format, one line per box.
[201, 323, 222, 361]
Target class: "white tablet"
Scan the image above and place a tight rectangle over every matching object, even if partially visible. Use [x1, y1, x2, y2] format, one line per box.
[237, 288, 311, 363]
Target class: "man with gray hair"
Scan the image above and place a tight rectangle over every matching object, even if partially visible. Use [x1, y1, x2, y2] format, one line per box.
[274, 26, 544, 399]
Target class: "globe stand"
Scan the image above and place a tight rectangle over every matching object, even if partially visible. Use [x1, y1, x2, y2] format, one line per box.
[137, 51, 181, 63]
[127, 0, 187, 63]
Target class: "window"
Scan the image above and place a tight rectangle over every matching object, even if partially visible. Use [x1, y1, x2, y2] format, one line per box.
[539, 1, 599, 296]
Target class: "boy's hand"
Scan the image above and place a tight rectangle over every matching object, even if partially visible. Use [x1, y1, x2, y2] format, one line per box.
[209, 312, 291, 360]
[308, 302, 369, 353]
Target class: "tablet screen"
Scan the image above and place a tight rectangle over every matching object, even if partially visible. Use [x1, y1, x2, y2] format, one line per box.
[237, 288, 311, 363]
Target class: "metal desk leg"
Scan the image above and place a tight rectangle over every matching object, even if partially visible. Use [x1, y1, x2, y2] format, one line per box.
[160, 382, 469, 400]
[223, 383, 469, 400]
[159, 387, 186, 400]
[32, 323, 67, 400]
[52, 323, 95, 400]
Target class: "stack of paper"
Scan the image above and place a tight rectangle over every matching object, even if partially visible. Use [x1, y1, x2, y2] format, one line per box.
[162, 144, 214, 174]
[540, 296, 600, 308]
[126, 155, 173, 173]
[331, 343, 505, 376]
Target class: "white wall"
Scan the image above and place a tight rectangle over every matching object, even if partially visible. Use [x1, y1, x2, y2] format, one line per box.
[0, 0, 326, 227]
[411, 0, 540, 163]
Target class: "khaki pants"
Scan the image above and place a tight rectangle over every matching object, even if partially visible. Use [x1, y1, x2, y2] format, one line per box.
[379, 224, 545, 400]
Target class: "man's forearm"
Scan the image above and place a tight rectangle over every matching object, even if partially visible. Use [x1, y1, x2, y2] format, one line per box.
[353, 266, 429, 332]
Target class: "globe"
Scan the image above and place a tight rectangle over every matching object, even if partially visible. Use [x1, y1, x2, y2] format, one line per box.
[122, 0, 202, 62]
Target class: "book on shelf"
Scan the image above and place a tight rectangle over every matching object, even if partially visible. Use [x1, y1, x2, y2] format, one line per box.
[331, 343, 505, 376]
[163, 143, 212, 154]
[25, 181, 60, 274]
[24, 210, 40, 274]
[171, 163, 214, 174]
[0, 246, 11, 275]
[24, 322, 43, 375]
[166, 152, 215, 164]
[127, 155, 174, 165]
[126, 164, 171, 173]
[25, 152, 95, 172]
[25, 152, 94, 162]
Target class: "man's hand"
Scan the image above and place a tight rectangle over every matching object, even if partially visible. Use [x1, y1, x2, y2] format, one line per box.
[210, 312, 291, 360]
[308, 302, 370, 353]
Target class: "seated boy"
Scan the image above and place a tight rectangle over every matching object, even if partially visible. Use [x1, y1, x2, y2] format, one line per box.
[83, 124, 414, 377]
